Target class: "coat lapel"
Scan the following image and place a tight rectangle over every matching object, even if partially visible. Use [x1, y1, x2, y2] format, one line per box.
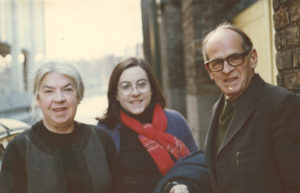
[205, 74, 265, 185]
[217, 99, 254, 155]
[217, 74, 264, 155]
[204, 94, 223, 184]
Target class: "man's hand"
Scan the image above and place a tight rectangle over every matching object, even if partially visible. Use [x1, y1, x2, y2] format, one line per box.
[169, 184, 189, 193]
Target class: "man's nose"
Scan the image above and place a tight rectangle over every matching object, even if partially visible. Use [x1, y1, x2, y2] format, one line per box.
[223, 61, 234, 73]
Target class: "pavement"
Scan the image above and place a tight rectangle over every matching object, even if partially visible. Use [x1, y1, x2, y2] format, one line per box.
[75, 88, 108, 125]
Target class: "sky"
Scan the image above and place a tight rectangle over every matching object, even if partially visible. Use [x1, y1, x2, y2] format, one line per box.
[45, 0, 143, 60]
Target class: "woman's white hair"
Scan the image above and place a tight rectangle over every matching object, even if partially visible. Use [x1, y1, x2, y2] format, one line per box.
[31, 60, 84, 118]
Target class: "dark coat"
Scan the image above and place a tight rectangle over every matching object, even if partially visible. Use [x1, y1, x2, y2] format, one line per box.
[0, 121, 119, 193]
[204, 74, 300, 193]
[153, 150, 212, 193]
[98, 108, 198, 193]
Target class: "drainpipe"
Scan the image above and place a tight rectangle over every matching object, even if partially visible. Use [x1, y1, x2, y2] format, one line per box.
[150, 0, 162, 85]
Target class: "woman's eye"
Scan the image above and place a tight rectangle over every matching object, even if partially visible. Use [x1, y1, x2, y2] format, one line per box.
[44, 90, 53, 93]
[120, 83, 131, 90]
[64, 88, 73, 92]
[137, 82, 146, 88]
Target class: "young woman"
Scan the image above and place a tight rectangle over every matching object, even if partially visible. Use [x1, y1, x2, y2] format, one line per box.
[0, 61, 119, 193]
[97, 57, 198, 193]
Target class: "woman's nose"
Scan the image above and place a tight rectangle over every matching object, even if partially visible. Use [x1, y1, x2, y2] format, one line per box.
[53, 90, 66, 102]
[130, 87, 141, 96]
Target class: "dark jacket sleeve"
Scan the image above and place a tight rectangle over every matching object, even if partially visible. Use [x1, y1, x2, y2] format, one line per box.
[94, 127, 121, 193]
[272, 92, 300, 192]
[0, 135, 27, 193]
[153, 150, 212, 193]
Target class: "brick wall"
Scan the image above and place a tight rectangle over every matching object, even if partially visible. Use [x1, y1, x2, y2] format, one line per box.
[273, 0, 300, 94]
[181, 0, 221, 147]
[180, 0, 257, 147]
[141, 0, 259, 147]
[159, 0, 187, 115]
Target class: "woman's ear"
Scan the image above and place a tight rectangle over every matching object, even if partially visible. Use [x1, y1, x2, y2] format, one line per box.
[36, 95, 40, 105]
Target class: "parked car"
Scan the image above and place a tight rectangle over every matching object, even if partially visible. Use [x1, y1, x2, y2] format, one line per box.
[0, 118, 30, 167]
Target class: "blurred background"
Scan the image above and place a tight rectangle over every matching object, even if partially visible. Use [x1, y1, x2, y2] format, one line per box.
[0, 0, 143, 125]
[0, 0, 299, 148]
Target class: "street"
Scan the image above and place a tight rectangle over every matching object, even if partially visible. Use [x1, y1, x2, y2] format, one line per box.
[75, 93, 108, 126]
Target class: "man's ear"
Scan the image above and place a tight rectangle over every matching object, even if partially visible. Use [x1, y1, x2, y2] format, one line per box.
[249, 48, 258, 69]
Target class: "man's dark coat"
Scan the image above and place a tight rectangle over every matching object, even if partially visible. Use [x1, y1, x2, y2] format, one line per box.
[205, 74, 300, 193]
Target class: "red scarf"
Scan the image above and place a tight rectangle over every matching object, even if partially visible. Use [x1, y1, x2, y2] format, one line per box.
[120, 104, 190, 175]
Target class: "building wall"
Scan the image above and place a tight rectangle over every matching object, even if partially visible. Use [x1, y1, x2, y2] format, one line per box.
[233, 0, 277, 85]
[141, 0, 257, 147]
[141, 0, 300, 148]
[273, 0, 300, 95]
[180, 0, 257, 147]
[0, 0, 46, 122]
[158, 0, 187, 116]
[181, 0, 221, 147]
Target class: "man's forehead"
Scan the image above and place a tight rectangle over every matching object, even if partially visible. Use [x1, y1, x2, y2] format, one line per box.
[210, 28, 241, 42]
[206, 29, 243, 50]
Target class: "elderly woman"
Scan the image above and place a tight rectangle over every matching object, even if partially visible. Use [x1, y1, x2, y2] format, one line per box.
[97, 57, 198, 193]
[0, 61, 119, 193]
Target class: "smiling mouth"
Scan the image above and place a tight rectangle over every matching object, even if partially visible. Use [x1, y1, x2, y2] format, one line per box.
[224, 77, 238, 83]
[130, 100, 143, 104]
[53, 107, 67, 112]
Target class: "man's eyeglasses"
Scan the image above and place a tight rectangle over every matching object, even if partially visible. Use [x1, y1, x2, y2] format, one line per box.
[118, 79, 150, 95]
[205, 49, 252, 72]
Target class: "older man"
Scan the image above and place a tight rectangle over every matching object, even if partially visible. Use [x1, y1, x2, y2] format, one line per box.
[203, 22, 300, 193]
[155, 22, 300, 193]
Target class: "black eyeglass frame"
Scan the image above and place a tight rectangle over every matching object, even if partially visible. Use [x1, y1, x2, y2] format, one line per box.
[205, 48, 252, 72]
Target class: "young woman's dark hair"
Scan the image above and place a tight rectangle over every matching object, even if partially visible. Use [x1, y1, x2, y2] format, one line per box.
[97, 57, 166, 128]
